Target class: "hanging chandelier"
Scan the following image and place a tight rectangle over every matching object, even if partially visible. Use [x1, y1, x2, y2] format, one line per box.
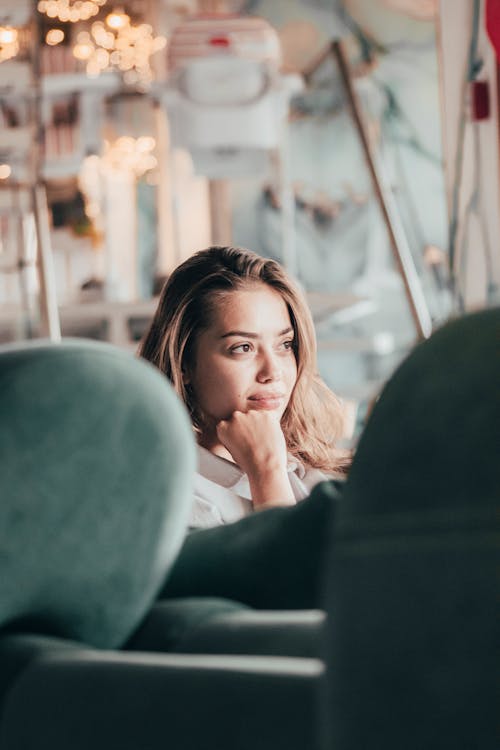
[78, 137, 157, 229]
[72, 9, 166, 86]
[37, 0, 107, 24]
[102, 135, 157, 177]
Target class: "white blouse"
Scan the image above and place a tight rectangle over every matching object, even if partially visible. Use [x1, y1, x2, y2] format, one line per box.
[189, 445, 327, 529]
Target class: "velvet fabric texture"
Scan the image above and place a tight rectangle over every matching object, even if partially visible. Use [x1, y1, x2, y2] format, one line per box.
[0, 339, 196, 649]
[324, 307, 499, 750]
[0, 632, 323, 750]
[159, 480, 342, 610]
[127, 597, 325, 658]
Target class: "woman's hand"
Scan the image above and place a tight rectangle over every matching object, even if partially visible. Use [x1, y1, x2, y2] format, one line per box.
[216, 410, 295, 509]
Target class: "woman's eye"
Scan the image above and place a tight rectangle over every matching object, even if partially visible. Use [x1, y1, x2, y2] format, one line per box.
[281, 339, 294, 350]
[231, 343, 252, 354]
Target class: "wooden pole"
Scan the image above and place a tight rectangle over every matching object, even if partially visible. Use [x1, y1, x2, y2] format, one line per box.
[332, 39, 433, 340]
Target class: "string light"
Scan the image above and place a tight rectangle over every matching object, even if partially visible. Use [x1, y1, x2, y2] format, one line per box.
[105, 8, 129, 30]
[46, 28, 65, 45]
[37, 0, 107, 24]
[79, 138, 158, 198]
[0, 27, 19, 62]
[102, 136, 157, 177]
[78, 139, 157, 234]
[72, 14, 166, 86]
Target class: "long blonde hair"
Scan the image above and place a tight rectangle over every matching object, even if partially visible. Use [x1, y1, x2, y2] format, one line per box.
[139, 246, 350, 474]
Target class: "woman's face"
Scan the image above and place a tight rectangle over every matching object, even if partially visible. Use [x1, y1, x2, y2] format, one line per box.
[188, 284, 298, 436]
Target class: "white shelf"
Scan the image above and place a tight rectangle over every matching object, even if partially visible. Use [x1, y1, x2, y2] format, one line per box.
[0, 69, 122, 98]
[0, 298, 157, 349]
[41, 71, 122, 98]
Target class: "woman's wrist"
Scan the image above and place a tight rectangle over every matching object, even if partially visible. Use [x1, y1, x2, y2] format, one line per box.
[248, 468, 295, 509]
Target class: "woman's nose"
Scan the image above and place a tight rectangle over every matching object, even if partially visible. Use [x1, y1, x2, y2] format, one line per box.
[256, 351, 281, 382]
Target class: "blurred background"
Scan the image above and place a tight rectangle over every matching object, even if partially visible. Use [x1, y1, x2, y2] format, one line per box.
[1, 0, 499, 433]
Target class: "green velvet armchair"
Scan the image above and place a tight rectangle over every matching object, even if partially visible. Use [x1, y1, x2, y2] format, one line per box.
[0, 338, 324, 750]
[0, 306, 497, 750]
[324, 306, 499, 750]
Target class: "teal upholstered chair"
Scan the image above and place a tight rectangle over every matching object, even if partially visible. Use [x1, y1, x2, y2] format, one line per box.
[0, 339, 195, 650]
[323, 307, 499, 750]
[0, 306, 497, 750]
[0, 339, 323, 750]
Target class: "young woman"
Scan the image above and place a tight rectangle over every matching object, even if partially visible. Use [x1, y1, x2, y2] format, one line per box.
[140, 245, 349, 531]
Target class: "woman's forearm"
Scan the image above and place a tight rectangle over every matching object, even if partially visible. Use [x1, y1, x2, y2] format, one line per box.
[248, 467, 296, 509]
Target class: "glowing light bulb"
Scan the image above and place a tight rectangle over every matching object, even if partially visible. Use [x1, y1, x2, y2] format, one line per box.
[73, 42, 93, 60]
[46, 28, 65, 45]
[0, 28, 17, 44]
[136, 136, 155, 152]
[86, 60, 101, 76]
[0, 26, 19, 62]
[0, 164, 12, 179]
[116, 136, 135, 152]
[153, 36, 167, 51]
[76, 31, 91, 43]
[106, 9, 129, 30]
[95, 48, 110, 68]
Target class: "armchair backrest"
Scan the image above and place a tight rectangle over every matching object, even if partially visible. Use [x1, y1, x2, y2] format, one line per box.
[0, 339, 196, 649]
[325, 308, 499, 749]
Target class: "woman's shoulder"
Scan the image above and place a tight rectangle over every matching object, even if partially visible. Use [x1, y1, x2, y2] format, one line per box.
[292, 455, 347, 492]
[303, 465, 330, 484]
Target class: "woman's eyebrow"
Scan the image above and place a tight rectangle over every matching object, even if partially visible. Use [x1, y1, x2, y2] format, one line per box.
[220, 330, 258, 339]
[220, 326, 293, 339]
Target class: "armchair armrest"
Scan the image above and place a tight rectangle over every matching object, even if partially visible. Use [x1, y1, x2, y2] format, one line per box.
[0, 634, 323, 750]
[127, 598, 325, 658]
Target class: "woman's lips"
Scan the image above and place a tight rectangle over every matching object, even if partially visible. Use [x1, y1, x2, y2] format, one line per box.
[248, 394, 285, 410]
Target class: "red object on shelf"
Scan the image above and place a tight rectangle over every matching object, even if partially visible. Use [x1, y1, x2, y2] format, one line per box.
[470, 79, 491, 120]
[209, 36, 230, 47]
[486, 0, 500, 61]
[167, 15, 281, 72]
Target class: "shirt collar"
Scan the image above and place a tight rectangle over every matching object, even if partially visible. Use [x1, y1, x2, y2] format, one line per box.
[197, 445, 306, 488]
